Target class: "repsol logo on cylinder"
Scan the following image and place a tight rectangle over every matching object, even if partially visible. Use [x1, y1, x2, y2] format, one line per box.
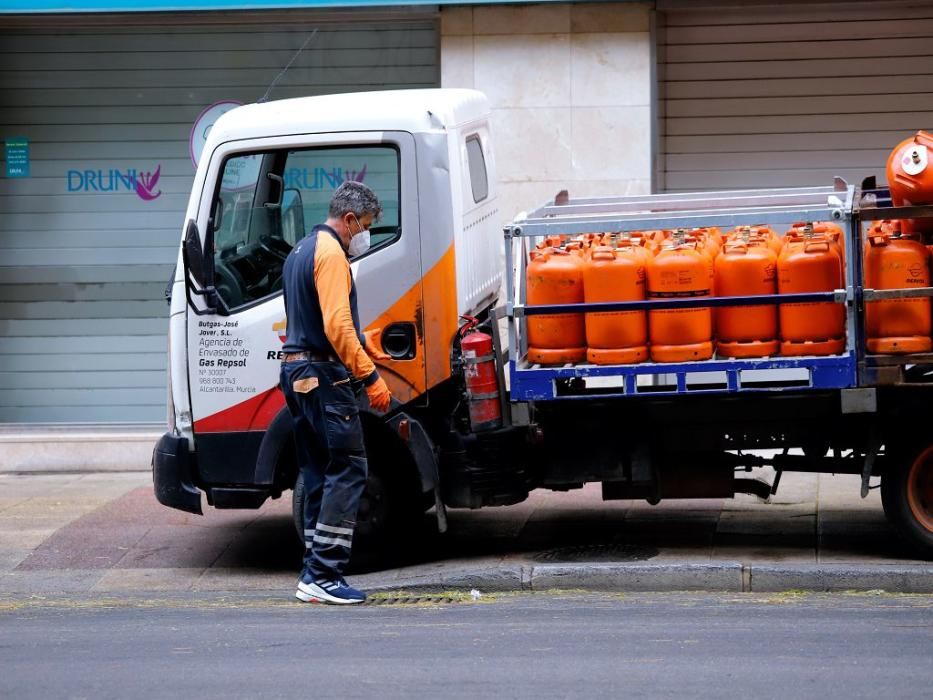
[649, 290, 711, 298]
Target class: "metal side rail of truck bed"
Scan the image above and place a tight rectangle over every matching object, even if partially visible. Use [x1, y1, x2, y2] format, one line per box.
[857, 185, 933, 386]
[503, 181, 861, 400]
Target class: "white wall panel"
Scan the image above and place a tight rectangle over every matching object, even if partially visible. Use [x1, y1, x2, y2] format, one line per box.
[658, 1, 933, 191]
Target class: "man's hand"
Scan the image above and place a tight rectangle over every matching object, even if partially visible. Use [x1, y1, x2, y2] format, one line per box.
[365, 377, 392, 413]
[363, 329, 391, 361]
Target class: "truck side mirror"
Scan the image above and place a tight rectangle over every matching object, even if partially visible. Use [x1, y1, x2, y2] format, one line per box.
[182, 219, 220, 314]
[184, 219, 207, 287]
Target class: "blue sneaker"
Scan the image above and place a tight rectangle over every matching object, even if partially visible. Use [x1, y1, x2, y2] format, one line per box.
[296, 575, 366, 605]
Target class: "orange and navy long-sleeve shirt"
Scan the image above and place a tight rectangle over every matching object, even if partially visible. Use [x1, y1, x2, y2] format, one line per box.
[282, 224, 378, 386]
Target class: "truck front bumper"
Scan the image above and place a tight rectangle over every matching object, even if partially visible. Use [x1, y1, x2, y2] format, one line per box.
[152, 432, 203, 515]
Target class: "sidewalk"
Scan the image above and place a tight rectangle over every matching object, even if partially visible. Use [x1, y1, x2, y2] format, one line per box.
[1, 469, 931, 597]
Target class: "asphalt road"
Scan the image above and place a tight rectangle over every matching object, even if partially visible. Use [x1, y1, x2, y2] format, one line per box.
[1, 592, 930, 699]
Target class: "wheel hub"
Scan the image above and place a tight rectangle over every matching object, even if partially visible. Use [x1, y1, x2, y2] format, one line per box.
[907, 446, 933, 533]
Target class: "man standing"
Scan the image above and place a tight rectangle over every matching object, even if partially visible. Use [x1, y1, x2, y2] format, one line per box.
[279, 181, 392, 605]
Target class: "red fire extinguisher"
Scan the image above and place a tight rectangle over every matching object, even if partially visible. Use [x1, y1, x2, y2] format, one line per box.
[459, 317, 502, 431]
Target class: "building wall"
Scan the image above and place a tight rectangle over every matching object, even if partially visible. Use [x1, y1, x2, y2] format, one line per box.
[440, 2, 653, 223]
[0, 10, 439, 424]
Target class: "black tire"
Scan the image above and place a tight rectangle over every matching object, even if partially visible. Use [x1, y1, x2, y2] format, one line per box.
[881, 443, 933, 560]
[291, 438, 427, 557]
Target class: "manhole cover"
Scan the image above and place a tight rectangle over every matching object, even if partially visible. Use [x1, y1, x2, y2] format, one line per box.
[534, 543, 658, 563]
[365, 594, 462, 606]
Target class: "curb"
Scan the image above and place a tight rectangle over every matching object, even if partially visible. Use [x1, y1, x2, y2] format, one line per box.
[0, 425, 161, 473]
[376, 562, 933, 595]
[749, 564, 933, 593]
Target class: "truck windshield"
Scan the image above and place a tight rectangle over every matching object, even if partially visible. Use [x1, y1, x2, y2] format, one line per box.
[209, 145, 400, 311]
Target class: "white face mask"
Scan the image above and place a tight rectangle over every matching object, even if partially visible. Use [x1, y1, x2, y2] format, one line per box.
[347, 214, 371, 257]
[348, 229, 371, 257]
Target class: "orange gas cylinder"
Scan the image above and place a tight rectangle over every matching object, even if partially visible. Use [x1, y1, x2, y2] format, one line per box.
[583, 245, 648, 364]
[901, 218, 933, 236]
[535, 235, 565, 251]
[565, 240, 588, 259]
[867, 220, 898, 237]
[887, 130, 933, 205]
[632, 238, 654, 264]
[888, 131, 933, 236]
[864, 232, 932, 354]
[573, 233, 602, 250]
[692, 228, 722, 259]
[647, 230, 668, 248]
[710, 226, 728, 246]
[727, 225, 780, 253]
[714, 239, 779, 358]
[618, 233, 653, 263]
[625, 231, 645, 252]
[689, 231, 717, 296]
[781, 225, 802, 252]
[864, 220, 900, 257]
[752, 225, 783, 255]
[811, 222, 846, 275]
[647, 233, 714, 362]
[526, 248, 587, 364]
[788, 220, 843, 241]
[777, 235, 845, 356]
[782, 223, 844, 279]
[813, 221, 843, 236]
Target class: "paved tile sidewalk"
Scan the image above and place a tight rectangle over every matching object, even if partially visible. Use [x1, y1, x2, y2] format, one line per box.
[0, 469, 923, 597]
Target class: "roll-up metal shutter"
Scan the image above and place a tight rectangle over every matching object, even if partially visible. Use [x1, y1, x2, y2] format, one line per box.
[0, 9, 438, 423]
[657, 1, 933, 192]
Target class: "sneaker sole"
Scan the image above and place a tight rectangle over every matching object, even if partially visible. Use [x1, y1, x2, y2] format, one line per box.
[294, 589, 325, 604]
[296, 580, 365, 605]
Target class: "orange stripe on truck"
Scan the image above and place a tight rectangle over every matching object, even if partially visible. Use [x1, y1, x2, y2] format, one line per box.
[367, 243, 459, 403]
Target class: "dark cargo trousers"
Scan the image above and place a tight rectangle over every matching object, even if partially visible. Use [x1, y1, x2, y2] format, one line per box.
[280, 359, 368, 580]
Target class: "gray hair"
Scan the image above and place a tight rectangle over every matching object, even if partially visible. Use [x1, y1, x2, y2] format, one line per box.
[328, 181, 382, 221]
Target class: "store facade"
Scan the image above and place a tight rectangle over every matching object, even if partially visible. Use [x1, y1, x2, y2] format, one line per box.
[0, 3, 441, 424]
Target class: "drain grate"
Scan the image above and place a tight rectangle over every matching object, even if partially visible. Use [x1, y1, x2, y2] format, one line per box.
[534, 543, 658, 563]
[365, 594, 463, 606]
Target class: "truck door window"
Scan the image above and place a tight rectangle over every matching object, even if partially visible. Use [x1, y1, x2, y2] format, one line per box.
[209, 145, 401, 312]
[465, 135, 488, 203]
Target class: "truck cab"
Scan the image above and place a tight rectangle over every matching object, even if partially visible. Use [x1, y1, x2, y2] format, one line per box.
[153, 89, 502, 533]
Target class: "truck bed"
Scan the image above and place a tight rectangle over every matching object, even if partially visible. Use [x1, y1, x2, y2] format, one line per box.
[502, 181, 933, 401]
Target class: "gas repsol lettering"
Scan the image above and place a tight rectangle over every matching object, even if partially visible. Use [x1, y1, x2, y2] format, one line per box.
[199, 358, 247, 368]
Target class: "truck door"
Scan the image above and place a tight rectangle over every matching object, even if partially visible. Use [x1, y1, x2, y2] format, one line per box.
[183, 132, 424, 486]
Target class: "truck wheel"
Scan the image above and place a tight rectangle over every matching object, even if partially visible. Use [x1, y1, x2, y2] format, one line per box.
[291, 449, 425, 555]
[881, 443, 933, 560]
[290, 471, 391, 547]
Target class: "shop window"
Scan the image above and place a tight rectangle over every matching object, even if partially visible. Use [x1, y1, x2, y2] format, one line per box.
[465, 135, 488, 203]
[210, 145, 401, 311]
